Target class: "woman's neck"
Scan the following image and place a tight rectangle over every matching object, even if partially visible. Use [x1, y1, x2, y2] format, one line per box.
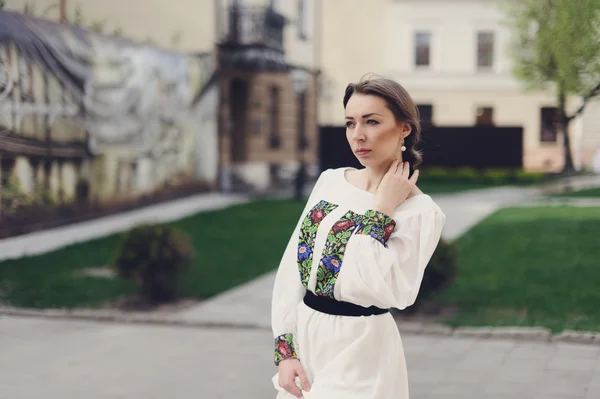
[361, 158, 398, 193]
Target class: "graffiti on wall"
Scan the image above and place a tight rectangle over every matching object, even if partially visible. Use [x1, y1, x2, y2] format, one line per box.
[0, 10, 219, 237]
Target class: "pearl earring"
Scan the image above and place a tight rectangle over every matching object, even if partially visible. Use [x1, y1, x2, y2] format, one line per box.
[400, 139, 406, 152]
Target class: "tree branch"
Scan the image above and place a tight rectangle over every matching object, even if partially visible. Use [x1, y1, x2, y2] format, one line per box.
[567, 80, 600, 121]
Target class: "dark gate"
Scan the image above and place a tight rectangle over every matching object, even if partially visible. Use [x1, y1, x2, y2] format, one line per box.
[319, 125, 524, 170]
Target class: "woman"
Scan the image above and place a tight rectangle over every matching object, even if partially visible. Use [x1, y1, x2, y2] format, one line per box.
[271, 75, 446, 398]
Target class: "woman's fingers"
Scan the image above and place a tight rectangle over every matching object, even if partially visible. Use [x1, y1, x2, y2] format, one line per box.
[402, 162, 410, 178]
[285, 381, 303, 398]
[296, 366, 311, 392]
[409, 168, 419, 184]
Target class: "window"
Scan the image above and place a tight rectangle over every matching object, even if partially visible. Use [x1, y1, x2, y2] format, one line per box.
[269, 86, 281, 148]
[540, 107, 559, 142]
[475, 107, 494, 125]
[416, 104, 433, 129]
[414, 32, 431, 67]
[297, 91, 308, 149]
[477, 31, 494, 69]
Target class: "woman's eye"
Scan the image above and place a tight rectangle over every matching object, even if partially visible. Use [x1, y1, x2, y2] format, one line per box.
[345, 121, 354, 128]
[367, 119, 379, 125]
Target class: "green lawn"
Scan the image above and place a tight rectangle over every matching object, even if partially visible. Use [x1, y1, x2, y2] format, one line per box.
[437, 206, 600, 333]
[0, 200, 305, 309]
[554, 187, 600, 198]
[418, 181, 499, 194]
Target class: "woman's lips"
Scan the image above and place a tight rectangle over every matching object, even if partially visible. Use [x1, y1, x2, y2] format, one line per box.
[355, 149, 372, 156]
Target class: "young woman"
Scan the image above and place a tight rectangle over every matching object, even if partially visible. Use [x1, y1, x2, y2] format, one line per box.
[271, 76, 446, 399]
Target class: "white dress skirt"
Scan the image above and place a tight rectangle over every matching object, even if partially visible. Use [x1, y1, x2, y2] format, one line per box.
[270, 167, 446, 399]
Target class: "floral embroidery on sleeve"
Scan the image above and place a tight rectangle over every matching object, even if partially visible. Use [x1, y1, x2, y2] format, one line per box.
[297, 200, 338, 288]
[355, 209, 396, 246]
[314, 210, 361, 298]
[274, 333, 298, 365]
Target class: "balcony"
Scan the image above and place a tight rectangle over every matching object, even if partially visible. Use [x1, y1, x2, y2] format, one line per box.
[220, 6, 286, 51]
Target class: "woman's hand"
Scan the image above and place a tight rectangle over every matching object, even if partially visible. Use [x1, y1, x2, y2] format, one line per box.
[278, 358, 311, 398]
[374, 161, 419, 216]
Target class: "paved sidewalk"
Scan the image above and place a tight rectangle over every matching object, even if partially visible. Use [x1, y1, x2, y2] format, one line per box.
[1, 315, 599, 399]
[0, 192, 249, 262]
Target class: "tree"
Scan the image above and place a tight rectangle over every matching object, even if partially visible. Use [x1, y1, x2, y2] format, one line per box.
[0, 0, 5, 9]
[503, 0, 600, 172]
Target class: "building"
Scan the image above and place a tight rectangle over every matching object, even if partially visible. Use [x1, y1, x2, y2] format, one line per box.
[0, 0, 322, 236]
[317, 0, 598, 172]
[0, 9, 218, 235]
[2, 0, 321, 193]
[215, 0, 321, 190]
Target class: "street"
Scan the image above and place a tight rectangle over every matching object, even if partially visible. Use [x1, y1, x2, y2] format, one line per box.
[1, 315, 599, 399]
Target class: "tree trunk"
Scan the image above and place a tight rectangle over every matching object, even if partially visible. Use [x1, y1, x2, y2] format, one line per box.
[558, 90, 575, 173]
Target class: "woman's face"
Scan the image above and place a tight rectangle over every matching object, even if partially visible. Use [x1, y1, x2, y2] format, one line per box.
[345, 94, 410, 168]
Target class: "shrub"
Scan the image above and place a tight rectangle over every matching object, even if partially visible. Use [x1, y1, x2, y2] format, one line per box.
[420, 167, 451, 181]
[113, 223, 194, 303]
[454, 167, 480, 182]
[482, 168, 512, 185]
[410, 238, 460, 312]
[514, 169, 546, 183]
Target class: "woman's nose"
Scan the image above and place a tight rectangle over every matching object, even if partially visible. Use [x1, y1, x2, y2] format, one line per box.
[352, 125, 366, 141]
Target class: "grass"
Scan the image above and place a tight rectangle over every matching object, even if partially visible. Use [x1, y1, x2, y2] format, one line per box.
[0, 200, 306, 309]
[418, 181, 500, 194]
[437, 206, 600, 333]
[554, 187, 600, 198]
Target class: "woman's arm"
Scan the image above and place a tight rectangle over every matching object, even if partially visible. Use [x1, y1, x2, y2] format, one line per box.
[335, 201, 446, 310]
[271, 169, 332, 365]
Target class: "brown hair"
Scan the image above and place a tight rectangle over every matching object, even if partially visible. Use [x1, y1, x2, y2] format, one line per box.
[343, 74, 423, 168]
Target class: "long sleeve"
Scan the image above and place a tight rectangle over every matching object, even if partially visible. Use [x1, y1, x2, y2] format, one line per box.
[335, 201, 446, 310]
[271, 169, 331, 365]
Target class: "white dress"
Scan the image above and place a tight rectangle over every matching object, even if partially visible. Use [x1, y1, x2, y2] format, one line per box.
[271, 167, 446, 399]
[272, 168, 446, 399]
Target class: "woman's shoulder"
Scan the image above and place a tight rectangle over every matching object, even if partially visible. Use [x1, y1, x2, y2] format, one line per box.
[313, 167, 346, 188]
[396, 193, 444, 218]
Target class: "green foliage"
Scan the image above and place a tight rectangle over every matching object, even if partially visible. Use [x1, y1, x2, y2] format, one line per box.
[502, 0, 600, 171]
[482, 168, 511, 185]
[503, 0, 600, 96]
[454, 167, 480, 182]
[113, 224, 194, 303]
[514, 169, 545, 183]
[419, 167, 452, 181]
[412, 239, 459, 310]
[419, 167, 546, 185]
[0, 0, 5, 9]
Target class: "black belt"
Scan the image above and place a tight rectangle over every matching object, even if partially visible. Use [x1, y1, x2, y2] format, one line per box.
[303, 291, 389, 317]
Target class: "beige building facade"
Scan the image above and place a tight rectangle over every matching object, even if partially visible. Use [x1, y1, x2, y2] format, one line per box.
[317, 0, 597, 172]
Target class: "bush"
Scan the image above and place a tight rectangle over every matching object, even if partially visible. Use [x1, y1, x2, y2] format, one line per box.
[455, 167, 480, 182]
[113, 223, 194, 303]
[482, 168, 512, 185]
[419, 167, 451, 181]
[514, 169, 546, 183]
[410, 238, 460, 312]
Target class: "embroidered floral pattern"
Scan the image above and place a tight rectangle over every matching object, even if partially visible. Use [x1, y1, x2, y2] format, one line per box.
[274, 333, 298, 365]
[355, 210, 396, 246]
[297, 200, 338, 288]
[314, 210, 362, 298]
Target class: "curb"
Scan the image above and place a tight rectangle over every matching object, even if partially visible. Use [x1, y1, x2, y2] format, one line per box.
[2, 307, 600, 346]
[396, 322, 600, 345]
[0, 307, 267, 331]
